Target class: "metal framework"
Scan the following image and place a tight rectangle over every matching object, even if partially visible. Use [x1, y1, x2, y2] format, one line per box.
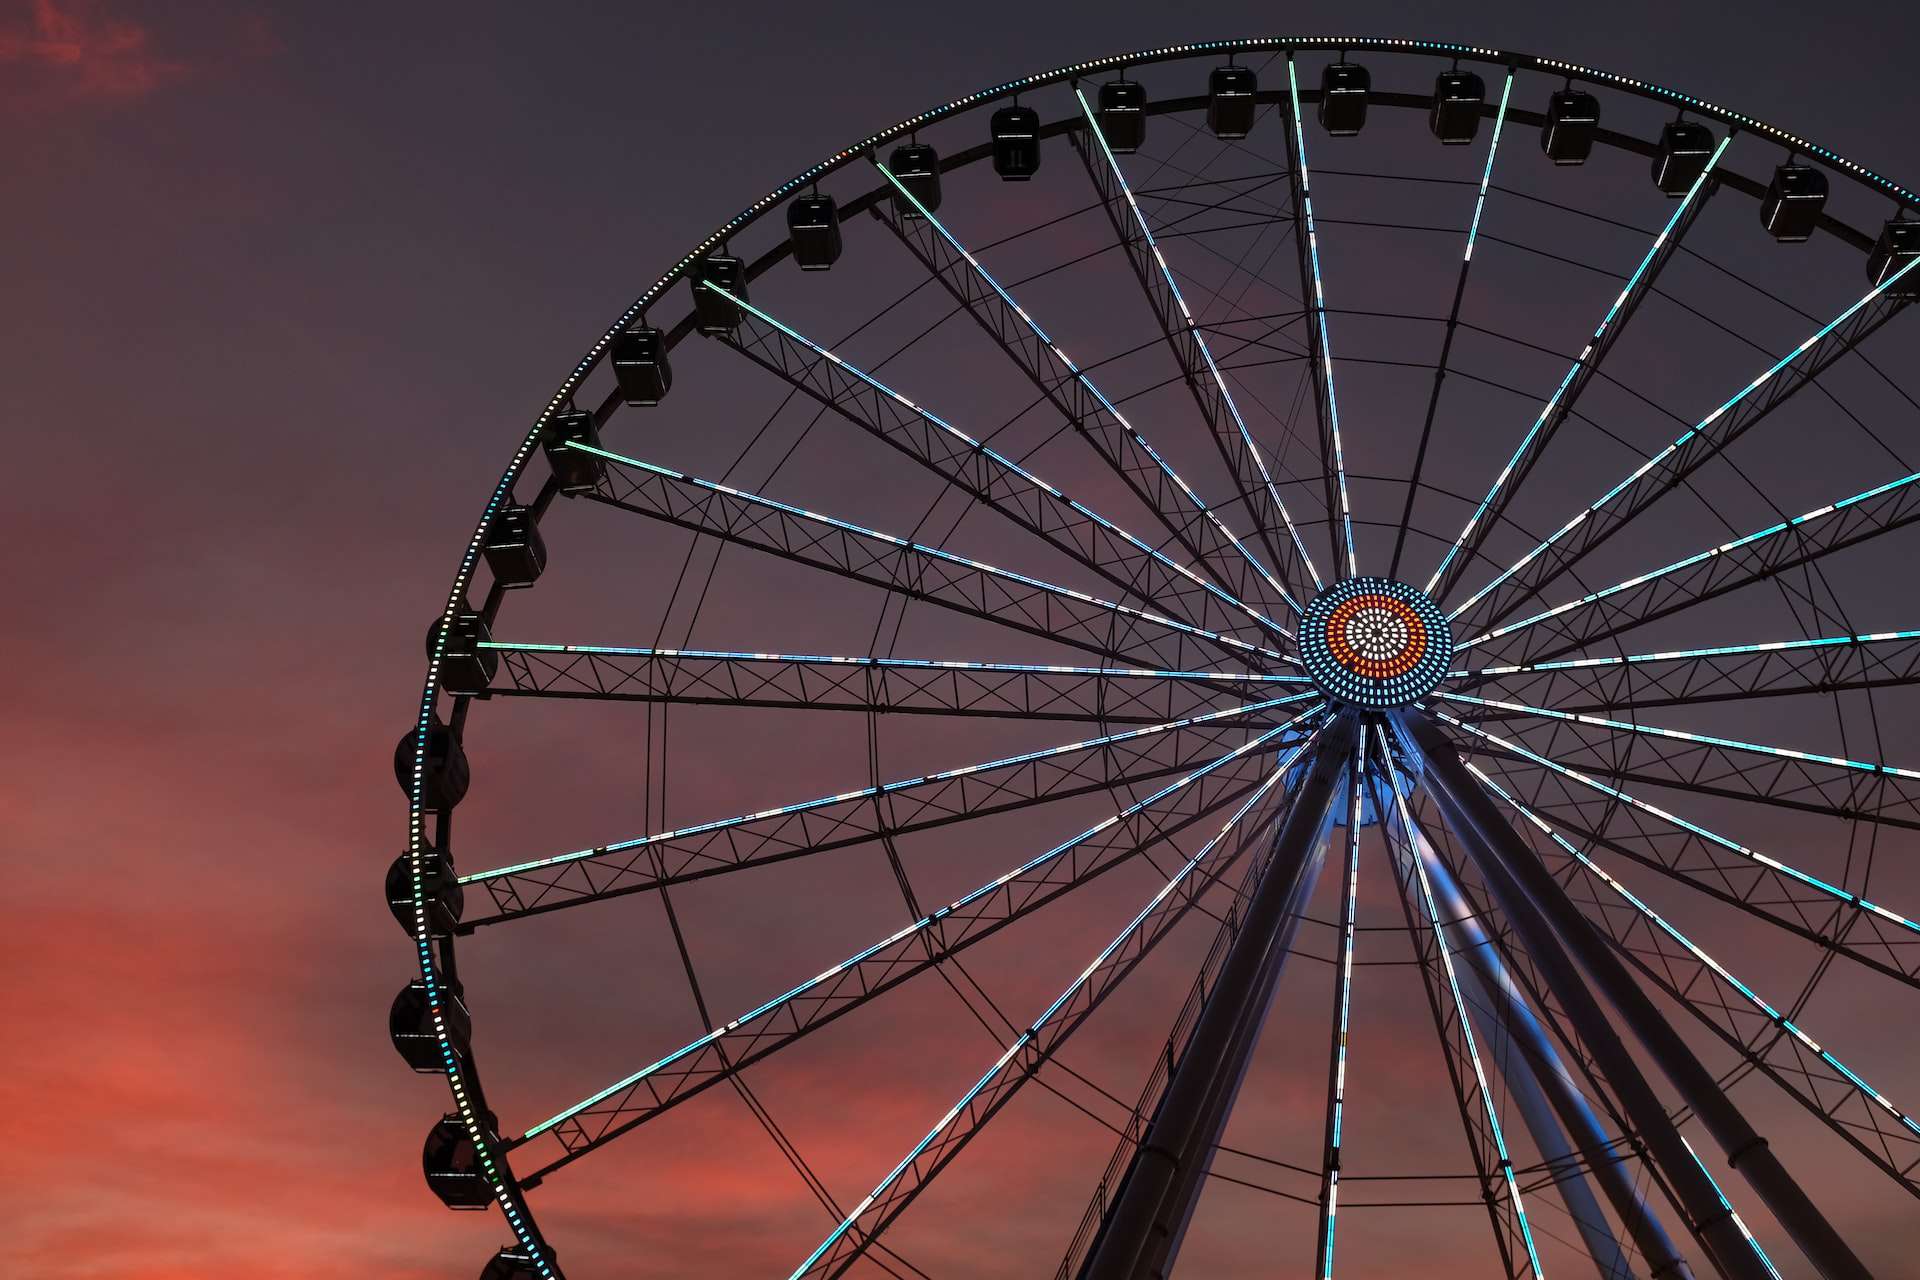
[396, 37, 1920, 1280]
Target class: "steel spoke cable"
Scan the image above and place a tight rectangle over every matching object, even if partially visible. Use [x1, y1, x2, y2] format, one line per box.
[1434, 710, 1920, 939]
[867, 161, 1307, 622]
[1449, 257, 1920, 629]
[516, 708, 1320, 1147]
[1426, 134, 1731, 604]
[707, 281, 1297, 644]
[1440, 689, 1920, 782]
[1283, 55, 1359, 577]
[461, 692, 1310, 891]
[785, 727, 1322, 1279]
[1390, 70, 1516, 581]
[566, 439, 1298, 669]
[1073, 85, 1325, 604]
[1452, 466, 1920, 657]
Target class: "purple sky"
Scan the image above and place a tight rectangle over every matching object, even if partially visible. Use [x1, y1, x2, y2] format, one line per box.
[5, 2, 1918, 1276]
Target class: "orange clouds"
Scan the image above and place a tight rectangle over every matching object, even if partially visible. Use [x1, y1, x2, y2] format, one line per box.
[0, 1, 186, 102]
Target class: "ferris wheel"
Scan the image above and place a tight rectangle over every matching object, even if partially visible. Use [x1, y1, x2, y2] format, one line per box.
[392, 37, 1920, 1279]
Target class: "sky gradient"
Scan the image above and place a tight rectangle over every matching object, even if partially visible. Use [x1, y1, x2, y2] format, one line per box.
[6, 2, 1919, 1276]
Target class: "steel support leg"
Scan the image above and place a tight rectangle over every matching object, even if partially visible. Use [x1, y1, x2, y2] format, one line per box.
[1400, 713, 1774, 1280]
[1415, 830, 1689, 1280]
[1402, 711, 1871, 1280]
[1079, 714, 1357, 1280]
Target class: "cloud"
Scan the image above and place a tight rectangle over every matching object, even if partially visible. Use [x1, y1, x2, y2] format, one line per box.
[0, 0, 187, 103]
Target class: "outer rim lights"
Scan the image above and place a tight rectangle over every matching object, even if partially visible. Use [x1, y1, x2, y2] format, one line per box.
[1301, 578, 1452, 708]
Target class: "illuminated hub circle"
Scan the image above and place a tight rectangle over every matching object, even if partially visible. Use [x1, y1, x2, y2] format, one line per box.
[1299, 577, 1452, 709]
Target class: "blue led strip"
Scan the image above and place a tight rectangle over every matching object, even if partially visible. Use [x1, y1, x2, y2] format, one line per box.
[522, 705, 1323, 1140]
[1374, 728, 1546, 1277]
[409, 45, 1920, 1270]
[706, 282, 1296, 643]
[1073, 86, 1325, 596]
[1452, 256, 1920, 626]
[871, 162, 1308, 622]
[1317, 731, 1368, 1279]
[1286, 57, 1359, 579]
[1450, 628, 1920, 679]
[1434, 711, 1920, 936]
[568, 439, 1299, 667]
[1427, 134, 1731, 603]
[1469, 762, 1920, 1153]
[465, 693, 1314, 884]
[1681, 1137, 1786, 1280]
[789, 728, 1323, 1280]
[1439, 690, 1920, 781]
[1463, 73, 1515, 264]
[483, 640, 1308, 683]
[1454, 466, 1920, 653]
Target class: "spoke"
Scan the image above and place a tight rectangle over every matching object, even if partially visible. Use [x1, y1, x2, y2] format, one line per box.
[1440, 689, 1920, 831]
[460, 693, 1315, 927]
[1425, 134, 1730, 602]
[1452, 467, 1920, 668]
[787, 731, 1322, 1280]
[1390, 71, 1516, 581]
[1314, 732, 1369, 1278]
[482, 641, 1304, 723]
[569, 439, 1296, 671]
[1070, 88, 1325, 603]
[1470, 763, 1920, 1196]
[1284, 56, 1357, 577]
[711, 283, 1292, 646]
[1451, 627, 1920, 713]
[1450, 261, 1918, 632]
[1437, 711, 1920, 989]
[868, 160, 1305, 623]
[507, 708, 1321, 1180]
[1370, 727, 1546, 1278]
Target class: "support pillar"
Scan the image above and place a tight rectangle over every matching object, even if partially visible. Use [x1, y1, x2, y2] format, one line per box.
[1416, 829, 1690, 1280]
[1402, 712, 1869, 1280]
[1079, 714, 1356, 1280]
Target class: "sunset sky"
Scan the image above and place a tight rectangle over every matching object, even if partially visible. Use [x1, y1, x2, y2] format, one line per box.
[6, 2, 1919, 1277]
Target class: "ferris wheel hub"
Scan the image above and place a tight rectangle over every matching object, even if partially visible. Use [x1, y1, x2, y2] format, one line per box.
[1298, 577, 1452, 709]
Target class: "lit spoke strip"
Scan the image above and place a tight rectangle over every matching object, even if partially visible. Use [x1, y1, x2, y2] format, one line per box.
[1390, 71, 1514, 579]
[1681, 1137, 1786, 1280]
[1469, 762, 1920, 1159]
[1435, 711, 1920, 938]
[520, 706, 1321, 1144]
[1451, 256, 1920, 625]
[464, 693, 1314, 885]
[1286, 57, 1358, 578]
[709, 282, 1294, 643]
[871, 162, 1305, 623]
[483, 641, 1305, 682]
[1316, 731, 1369, 1279]
[789, 731, 1321, 1280]
[1454, 469, 1920, 653]
[1374, 727, 1546, 1277]
[1453, 629, 1920, 679]
[1439, 690, 1920, 781]
[568, 440, 1295, 666]
[1073, 86, 1324, 595]
[1462, 74, 1515, 264]
[1427, 135, 1730, 602]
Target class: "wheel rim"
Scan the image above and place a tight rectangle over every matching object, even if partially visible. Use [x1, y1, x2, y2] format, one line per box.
[401, 39, 1920, 1278]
